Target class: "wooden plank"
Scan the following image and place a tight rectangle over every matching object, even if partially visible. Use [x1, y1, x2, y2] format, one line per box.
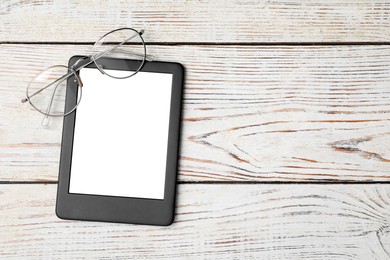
[1, 0, 390, 43]
[1, 44, 389, 182]
[0, 184, 389, 259]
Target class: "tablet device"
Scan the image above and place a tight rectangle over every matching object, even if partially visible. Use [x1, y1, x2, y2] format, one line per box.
[56, 56, 184, 226]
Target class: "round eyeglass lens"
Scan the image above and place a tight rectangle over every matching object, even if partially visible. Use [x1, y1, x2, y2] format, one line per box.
[26, 65, 82, 117]
[92, 28, 146, 79]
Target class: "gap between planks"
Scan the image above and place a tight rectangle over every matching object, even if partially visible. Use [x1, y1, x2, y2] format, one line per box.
[2, 181, 390, 185]
[1, 41, 390, 46]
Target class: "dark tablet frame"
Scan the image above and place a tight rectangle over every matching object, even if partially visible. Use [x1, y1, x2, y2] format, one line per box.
[56, 56, 184, 226]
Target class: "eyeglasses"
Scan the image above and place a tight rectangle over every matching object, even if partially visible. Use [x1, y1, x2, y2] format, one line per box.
[21, 27, 154, 126]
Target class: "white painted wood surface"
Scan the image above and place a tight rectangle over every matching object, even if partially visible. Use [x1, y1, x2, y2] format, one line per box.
[1, 1, 390, 259]
[1, 0, 390, 43]
[1, 184, 390, 259]
[1, 45, 389, 182]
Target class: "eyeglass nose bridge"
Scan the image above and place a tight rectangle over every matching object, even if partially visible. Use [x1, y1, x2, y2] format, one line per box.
[71, 56, 90, 71]
[72, 55, 106, 76]
[69, 64, 84, 88]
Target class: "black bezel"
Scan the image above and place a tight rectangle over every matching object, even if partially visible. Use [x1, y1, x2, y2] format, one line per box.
[56, 56, 184, 226]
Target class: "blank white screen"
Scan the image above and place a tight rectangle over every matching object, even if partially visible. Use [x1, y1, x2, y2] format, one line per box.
[68, 68, 172, 200]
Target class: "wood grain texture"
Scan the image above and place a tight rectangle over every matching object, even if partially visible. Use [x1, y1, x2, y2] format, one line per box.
[0, 184, 389, 259]
[1, 1, 389, 258]
[1, 44, 389, 182]
[1, 0, 390, 43]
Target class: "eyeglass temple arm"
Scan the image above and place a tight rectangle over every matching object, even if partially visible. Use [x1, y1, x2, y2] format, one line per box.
[92, 30, 144, 61]
[21, 73, 70, 103]
[106, 49, 155, 61]
[23, 30, 153, 103]
[21, 51, 151, 104]
[21, 57, 89, 104]
[41, 79, 62, 126]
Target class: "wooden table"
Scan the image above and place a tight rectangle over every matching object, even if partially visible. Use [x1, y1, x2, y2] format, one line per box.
[1, 1, 390, 259]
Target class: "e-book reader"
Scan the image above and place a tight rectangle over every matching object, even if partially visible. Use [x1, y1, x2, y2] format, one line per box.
[56, 56, 183, 226]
